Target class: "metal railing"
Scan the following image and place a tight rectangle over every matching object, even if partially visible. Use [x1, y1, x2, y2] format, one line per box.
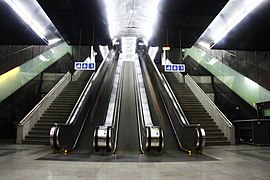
[185, 74, 235, 144]
[16, 72, 71, 143]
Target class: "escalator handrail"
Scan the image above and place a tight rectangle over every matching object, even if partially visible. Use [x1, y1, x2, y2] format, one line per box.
[66, 51, 115, 125]
[112, 60, 124, 153]
[141, 56, 189, 152]
[134, 58, 145, 154]
[51, 50, 115, 150]
[142, 54, 204, 152]
[161, 73, 190, 126]
[146, 56, 189, 127]
[66, 72, 95, 125]
[112, 60, 125, 153]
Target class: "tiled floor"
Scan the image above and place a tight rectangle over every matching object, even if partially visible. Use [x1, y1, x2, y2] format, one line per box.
[0, 142, 270, 180]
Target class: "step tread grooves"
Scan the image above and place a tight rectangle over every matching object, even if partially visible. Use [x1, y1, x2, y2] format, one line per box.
[165, 73, 230, 146]
[24, 80, 85, 145]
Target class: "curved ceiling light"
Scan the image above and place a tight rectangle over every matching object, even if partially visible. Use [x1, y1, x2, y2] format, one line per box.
[4, 0, 63, 45]
[104, 0, 160, 42]
[196, 0, 266, 49]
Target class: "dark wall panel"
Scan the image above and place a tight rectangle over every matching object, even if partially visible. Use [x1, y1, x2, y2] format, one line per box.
[204, 48, 270, 92]
[258, 67, 270, 90]
[246, 62, 258, 82]
[245, 51, 256, 65]
[257, 51, 270, 70]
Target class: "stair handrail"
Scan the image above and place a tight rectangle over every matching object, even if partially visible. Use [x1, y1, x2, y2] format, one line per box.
[16, 71, 71, 143]
[185, 74, 235, 144]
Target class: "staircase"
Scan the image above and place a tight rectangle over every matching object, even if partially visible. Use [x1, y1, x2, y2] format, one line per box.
[165, 73, 230, 145]
[23, 71, 92, 145]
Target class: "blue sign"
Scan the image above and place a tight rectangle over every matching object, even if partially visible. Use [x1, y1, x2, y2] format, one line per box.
[164, 64, 185, 72]
[165, 65, 171, 71]
[74, 62, 95, 70]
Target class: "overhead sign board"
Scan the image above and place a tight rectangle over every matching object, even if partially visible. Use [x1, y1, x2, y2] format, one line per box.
[74, 62, 95, 70]
[164, 64, 185, 72]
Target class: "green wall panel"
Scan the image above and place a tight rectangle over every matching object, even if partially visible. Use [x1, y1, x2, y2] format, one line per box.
[184, 46, 270, 108]
[0, 43, 72, 102]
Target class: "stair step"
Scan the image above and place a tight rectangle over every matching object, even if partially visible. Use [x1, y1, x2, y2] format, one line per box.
[199, 124, 219, 128]
[22, 139, 49, 145]
[41, 116, 69, 120]
[44, 110, 70, 114]
[179, 103, 202, 106]
[191, 122, 216, 126]
[202, 127, 221, 131]
[31, 127, 51, 132]
[205, 131, 224, 135]
[205, 141, 230, 146]
[184, 112, 210, 116]
[37, 121, 65, 125]
[34, 124, 55, 128]
[53, 100, 77, 103]
[45, 110, 72, 114]
[205, 136, 228, 141]
[49, 106, 74, 109]
[23, 80, 87, 145]
[40, 116, 68, 120]
[25, 135, 50, 140]
[29, 131, 49, 135]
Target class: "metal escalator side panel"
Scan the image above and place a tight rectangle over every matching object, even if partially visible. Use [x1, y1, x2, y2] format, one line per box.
[111, 60, 124, 153]
[50, 50, 116, 152]
[140, 52, 204, 154]
[93, 56, 124, 153]
[134, 56, 163, 153]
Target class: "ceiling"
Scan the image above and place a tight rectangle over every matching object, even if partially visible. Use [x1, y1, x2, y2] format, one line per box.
[1, 0, 270, 51]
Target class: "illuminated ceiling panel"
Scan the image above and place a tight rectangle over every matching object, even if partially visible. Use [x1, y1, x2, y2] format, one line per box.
[3, 0, 62, 44]
[196, 0, 266, 49]
[104, 0, 159, 41]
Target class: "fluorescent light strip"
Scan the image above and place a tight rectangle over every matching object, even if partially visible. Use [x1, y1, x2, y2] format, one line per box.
[4, 0, 48, 43]
[212, 0, 265, 46]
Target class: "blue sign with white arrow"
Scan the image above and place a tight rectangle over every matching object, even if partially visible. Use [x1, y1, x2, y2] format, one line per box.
[165, 65, 172, 71]
[74, 62, 95, 70]
[164, 64, 185, 72]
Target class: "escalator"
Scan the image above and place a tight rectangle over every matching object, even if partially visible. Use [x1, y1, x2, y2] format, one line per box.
[50, 50, 118, 153]
[115, 61, 140, 153]
[93, 55, 163, 154]
[139, 51, 205, 154]
[51, 49, 204, 155]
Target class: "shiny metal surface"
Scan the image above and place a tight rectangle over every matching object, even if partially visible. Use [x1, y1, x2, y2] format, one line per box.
[94, 126, 112, 151]
[134, 55, 163, 152]
[94, 57, 123, 152]
[140, 51, 204, 154]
